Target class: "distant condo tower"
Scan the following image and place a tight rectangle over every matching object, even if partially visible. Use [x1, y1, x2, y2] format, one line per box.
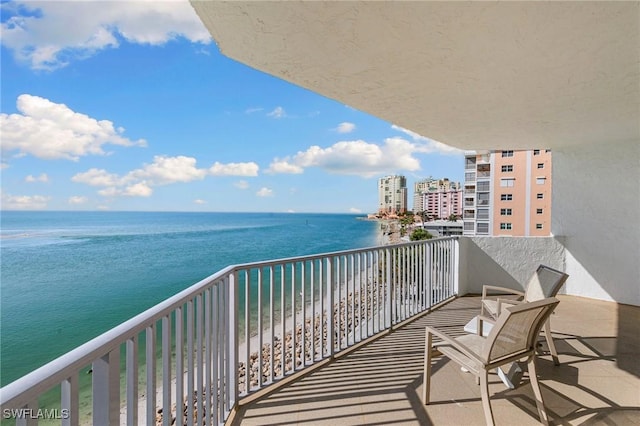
[463, 150, 552, 236]
[413, 177, 462, 219]
[378, 175, 407, 214]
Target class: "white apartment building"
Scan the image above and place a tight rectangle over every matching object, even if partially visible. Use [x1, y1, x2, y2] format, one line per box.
[378, 175, 407, 214]
[463, 150, 552, 236]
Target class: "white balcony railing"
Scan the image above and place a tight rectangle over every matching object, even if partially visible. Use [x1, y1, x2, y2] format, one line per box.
[0, 237, 459, 426]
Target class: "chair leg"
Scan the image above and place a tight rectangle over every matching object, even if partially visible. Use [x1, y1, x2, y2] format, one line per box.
[480, 370, 495, 426]
[527, 356, 549, 426]
[423, 329, 433, 404]
[543, 319, 559, 365]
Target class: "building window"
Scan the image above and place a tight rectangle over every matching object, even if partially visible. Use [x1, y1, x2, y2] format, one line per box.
[477, 223, 489, 234]
[536, 224, 543, 230]
[465, 172, 475, 182]
[501, 194, 513, 201]
[537, 163, 544, 169]
[500, 223, 512, 230]
[500, 208, 512, 216]
[501, 150, 514, 157]
[501, 165, 513, 172]
[477, 209, 489, 220]
[536, 208, 543, 214]
[533, 149, 540, 155]
[545, 149, 551, 153]
[477, 192, 489, 205]
[500, 178, 515, 187]
[465, 157, 477, 169]
[536, 177, 546, 185]
[477, 181, 490, 192]
[536, 193, 544, 199]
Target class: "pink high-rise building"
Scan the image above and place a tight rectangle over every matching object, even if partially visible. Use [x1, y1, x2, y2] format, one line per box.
[413, 178, 462, 219]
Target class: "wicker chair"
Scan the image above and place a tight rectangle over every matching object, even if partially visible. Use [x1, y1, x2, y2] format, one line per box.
[479, 265, 569, 365]
[423, 297, 560, 426]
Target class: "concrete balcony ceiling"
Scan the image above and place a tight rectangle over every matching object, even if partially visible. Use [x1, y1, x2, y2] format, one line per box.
[191, 1, 639, 150]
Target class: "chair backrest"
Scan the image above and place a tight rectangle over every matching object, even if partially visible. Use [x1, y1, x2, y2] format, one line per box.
[482, 297, 560, 363]
[524, 265, 569, 301]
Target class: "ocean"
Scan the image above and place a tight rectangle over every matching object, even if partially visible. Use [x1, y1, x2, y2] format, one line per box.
[0, 211, 380, 386]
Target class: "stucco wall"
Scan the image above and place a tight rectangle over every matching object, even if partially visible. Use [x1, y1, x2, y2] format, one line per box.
[552, 140, 640, 306]
[458, 236, 565, 295]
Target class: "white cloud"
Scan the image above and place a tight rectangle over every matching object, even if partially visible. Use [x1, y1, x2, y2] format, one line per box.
[1, 94, 146, 161]
[130, 155, 207, 184]
[391, 124, 463, 155]
[267, 106, 286, 119]
[1, 193, 50, 210]
[122, 182, 153, 197]
[194, 199, 206, 205]
[335, 122, 356, 134]
[268, 138, 422, 178]
[97, 182, 153, 198]
[234, 180, 250, 190]
[68, 196, 88, 205]
[349, 207, 362, 213]
[0, 163, 9, 170]
[72, 168, 121, 187]
[210, 161, 259, 176]
[73, 156, 259, 198]
[245, 107, 263, 114]
[266, 159, 304, 174]
[25, 173, 49, 183]
[1, 1, 211, 70]
[256, 187, 273, 197]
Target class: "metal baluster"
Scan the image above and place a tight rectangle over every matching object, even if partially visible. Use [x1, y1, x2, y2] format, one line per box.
[61, 374, 79, 426]
[146, 324, 156, 426]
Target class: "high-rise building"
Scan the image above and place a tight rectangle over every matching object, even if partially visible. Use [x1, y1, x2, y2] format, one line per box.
[413, 178, 462, 219]
[378, 175, 407, 214]
[463, 150, 552, 236]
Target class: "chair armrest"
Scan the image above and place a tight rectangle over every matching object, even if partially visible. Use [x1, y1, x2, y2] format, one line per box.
[482, 285, 525, 299]
[425, 325, 485, 365]
[496, 297, 525, 315]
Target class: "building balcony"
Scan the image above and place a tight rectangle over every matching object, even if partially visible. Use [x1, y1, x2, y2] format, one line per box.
[2, 237, 637, 426]
[235, 295, 639, 426]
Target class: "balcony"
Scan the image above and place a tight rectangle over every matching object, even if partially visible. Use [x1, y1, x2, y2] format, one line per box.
[3, 236, 638, 425]
[234, 295, 639, 426]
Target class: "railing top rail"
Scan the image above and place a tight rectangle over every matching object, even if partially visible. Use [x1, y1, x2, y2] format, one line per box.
[0, 236, 458, 407]
[232, 236, 458, 270]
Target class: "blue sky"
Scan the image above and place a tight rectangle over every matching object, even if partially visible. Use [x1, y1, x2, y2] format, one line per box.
[0, 1, 464, 213]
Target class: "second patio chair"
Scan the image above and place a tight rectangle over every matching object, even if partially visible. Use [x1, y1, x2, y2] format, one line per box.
[478, 265, 569, 364]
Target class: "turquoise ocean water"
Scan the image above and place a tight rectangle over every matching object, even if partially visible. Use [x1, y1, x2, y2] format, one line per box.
[1, 211, 379, 386]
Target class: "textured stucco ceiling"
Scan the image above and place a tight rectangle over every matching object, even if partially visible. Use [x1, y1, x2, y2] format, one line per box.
[191, 1, 639, 151]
